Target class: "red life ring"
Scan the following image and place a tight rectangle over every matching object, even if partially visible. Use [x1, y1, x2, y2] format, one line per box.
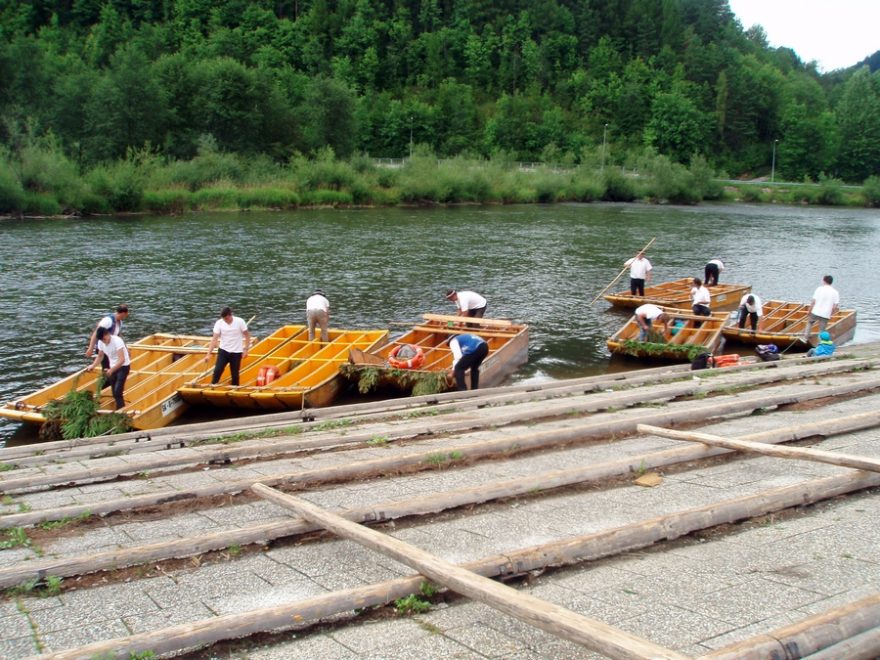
[256, 365, 280, 385]
[387, 344, 425, 369]
[712, 354, 741, 368]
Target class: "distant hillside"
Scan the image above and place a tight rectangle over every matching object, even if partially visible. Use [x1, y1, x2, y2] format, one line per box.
[0, 0, 878, 181]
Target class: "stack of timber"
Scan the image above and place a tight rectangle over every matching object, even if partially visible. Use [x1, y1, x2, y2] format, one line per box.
[178, 326, 388, 409]
[1, 345, 880, 659]
[603, 277, 751, 311]
[607, 307, 727, 361]
[342, 313, 529, 395]
[722, 299, 858, 349]
[0, 333, 213, 430]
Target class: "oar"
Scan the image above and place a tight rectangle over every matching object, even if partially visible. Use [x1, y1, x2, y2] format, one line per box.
[590, 237, 656, 305]
[188, 314, 258, 385]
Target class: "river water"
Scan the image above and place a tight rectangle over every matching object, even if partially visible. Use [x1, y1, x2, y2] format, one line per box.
[2, 203, 878, 443]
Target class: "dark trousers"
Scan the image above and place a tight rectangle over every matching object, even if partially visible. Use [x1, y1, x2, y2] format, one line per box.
[692, 304, 710, 328]
[738, 306, 759, 331]
[212, 348, 243, 385]
[630, 278, 646, 296]
[107, 365, 130, 409]
[453, 341, 489, 391]
[705, 263, 720, 286]
[466, 306, 486, 318]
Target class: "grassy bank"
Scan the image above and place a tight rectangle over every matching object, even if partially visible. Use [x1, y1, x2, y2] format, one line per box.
[2, 140, 878, 217]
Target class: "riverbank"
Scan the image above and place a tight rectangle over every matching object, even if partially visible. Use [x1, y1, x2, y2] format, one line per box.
[2, 146, 879, 218]
[1, 346, 879, 657]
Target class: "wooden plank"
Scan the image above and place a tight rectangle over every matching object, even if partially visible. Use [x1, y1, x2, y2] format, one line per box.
[420, 313, 514, 327]
[253, 485, 688, 660]
[637, 424, 880, 474]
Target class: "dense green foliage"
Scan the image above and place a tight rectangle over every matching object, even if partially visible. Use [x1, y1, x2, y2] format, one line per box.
[1, 0, 878, 210]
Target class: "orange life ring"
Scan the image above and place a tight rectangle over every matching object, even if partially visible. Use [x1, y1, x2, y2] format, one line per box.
[256, 365, 280, 386]
[712, 354, 740, 368]
[387, 344, 425, 370]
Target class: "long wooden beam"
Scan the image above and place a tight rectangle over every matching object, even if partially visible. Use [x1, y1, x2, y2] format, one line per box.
[39, 469, 880, 660]
[638, 424, 880, 473]
[7, 408, 880, 589]
[253, 484, 689, 660]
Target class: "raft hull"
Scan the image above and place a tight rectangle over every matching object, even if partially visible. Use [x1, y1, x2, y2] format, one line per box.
[604, 278, 751, 312]
[721, 301, 857, 350]
[607, 308, 726, 362]
[342, 315, 529, 395]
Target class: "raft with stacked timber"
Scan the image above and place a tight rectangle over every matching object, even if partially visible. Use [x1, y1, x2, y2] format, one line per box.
[342, 314, 529, 395]
[0, 333, 214, 430]
[607, 308, 727, 362]
[721, 300, 857, 350]
[604, 277, 751, 312]
[177, 327, 388, 410]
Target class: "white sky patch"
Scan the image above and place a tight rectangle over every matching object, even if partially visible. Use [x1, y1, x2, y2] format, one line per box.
[727, 0, 879, 72]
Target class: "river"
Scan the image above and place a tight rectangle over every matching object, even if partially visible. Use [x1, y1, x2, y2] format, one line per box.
[2, 202, 878, 443]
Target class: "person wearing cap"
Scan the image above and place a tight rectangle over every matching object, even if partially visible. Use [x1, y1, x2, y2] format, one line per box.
[204, 307, 250, 385]
[85, 304, 130, 369]
[634, 303, 670, 341]
[448, 333, 489, 391]
[306, 289, 330, 342]
[704, 258, 724, 286]
[737, 293, 762, 332]
[445, 290, 487, 318]
[806, 331, 835, 357]
[624, 251, 652, 296]
[87, 326, 131, 409]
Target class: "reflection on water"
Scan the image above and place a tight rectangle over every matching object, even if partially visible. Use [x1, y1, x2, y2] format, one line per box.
[2, 202, 879, 443]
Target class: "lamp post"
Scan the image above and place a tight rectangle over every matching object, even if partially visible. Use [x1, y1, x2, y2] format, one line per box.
[770, 139, 778, 183]
[601, 123, 609, 171]
[409, 116, 413, 160]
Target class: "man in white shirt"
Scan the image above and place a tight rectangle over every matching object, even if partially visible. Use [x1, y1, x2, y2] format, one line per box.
[445, 289, 487, 318]
[85, 304, 129, 368]
[624, 252, 652, 296]
[690, 277, 711, 318]
[204, 307, 250, 385]
[804, 275, 839, 340]
[737, 293, 763, 332]
[306, 289, 330, 342]
[704, 259, 724, 286]
[87, 326, 131, 409]
[634, 303, 670, 341]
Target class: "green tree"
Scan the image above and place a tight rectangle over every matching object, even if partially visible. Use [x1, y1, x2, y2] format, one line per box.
[299, 76, 357, 157]
[835, 67, 880, 181]
[644, 89, 709, 163]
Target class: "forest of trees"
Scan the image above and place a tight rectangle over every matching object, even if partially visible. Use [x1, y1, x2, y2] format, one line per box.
[1, 0, 879, 188]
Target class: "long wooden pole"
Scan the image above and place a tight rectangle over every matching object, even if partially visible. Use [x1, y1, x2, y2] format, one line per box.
[637, 424, 880, 473]
[590, 236, 656, 305]
[253, 485, 688, 660]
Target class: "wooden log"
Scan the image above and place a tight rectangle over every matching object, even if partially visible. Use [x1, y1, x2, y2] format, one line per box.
[3, 357, 874, 491]
[2, 352, 872, 465]
[637, 424, 880, 473]
[4, 374, 880, 527]
[804, 626, 880, 660]
[420, 313, 514, 327]
[6, 407, 880, 589]
[253, 484, 688, 660]
[700, 593, 880, 660]
[41, 469, 880, 660]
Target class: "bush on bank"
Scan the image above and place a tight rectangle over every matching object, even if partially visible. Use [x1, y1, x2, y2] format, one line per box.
[0, 138, 875, 217]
